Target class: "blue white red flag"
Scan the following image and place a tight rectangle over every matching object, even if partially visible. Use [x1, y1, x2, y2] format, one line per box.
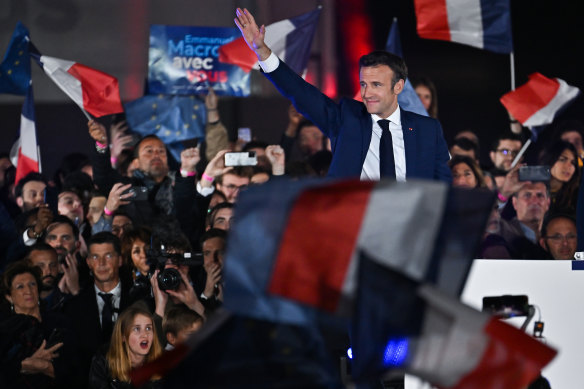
[385, 19, 428, 117]
[32, 52, 123, 118]
[0, 22, 31, 95]
[500, 73, 580, 129]
[219, 7, 321, 75]
[414, 0, 513, 53]
[12, 85, 40, 183]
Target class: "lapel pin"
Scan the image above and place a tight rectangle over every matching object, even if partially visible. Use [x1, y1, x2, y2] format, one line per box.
[409, 127, 413, 131]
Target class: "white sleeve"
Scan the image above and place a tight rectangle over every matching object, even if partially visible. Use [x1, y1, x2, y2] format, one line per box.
[258, 52, 280, 73]
[23, 229, 37, 246]
[196, 180, 215, 197]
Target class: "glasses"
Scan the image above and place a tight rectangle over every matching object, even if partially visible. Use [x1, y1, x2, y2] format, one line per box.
[545, 234, 577, 243]
[496, 149, 519, 157]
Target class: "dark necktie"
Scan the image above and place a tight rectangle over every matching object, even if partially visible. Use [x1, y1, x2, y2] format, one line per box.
[99, 292, 114, 338]
[378, 119, 396, 178]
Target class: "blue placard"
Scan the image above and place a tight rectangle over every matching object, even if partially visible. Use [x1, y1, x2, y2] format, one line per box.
[148, 25, 250, 96]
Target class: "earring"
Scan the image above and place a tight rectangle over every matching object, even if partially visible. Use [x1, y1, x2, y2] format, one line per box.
[10, 303, 14, 313]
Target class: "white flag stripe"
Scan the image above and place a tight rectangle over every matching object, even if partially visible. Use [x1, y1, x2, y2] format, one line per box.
[446, 0, 484, 49]
[40, 56, 84, 109]
[251, 20, 296, 70]
[19, 114, 37, 160]
[524, 78, 581, 127]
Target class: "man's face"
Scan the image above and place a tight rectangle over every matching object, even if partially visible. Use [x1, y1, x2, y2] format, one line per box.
[216, 174, 249, 203]
[490, 139, 522, 171]
[86, 243, 122, 285]
[360, 65, 403, 119]
[541, 217, 577, 260]
[202, 237, 225, 268]
[111, 215, 133, 238]
[58, 191, 84, 224]
[45, 223, 78, 257]
[211, 207, 234, 231]
[512, 183, 550, 225]
[17, 180, 46, 211]
[561, 131, 583, 154]
[137, 138, 168, 179]
[298, 125, 323, 156]
[87, 196, 106, 226]
[29, 249, 59, 290]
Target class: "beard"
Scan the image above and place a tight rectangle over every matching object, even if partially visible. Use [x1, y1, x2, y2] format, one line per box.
[41, 276, 56, 291]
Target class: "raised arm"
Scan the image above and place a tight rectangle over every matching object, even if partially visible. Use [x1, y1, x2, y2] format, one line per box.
[234, 8, 271, 61]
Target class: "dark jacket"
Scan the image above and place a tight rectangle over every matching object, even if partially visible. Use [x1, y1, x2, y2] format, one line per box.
[88, 352, 162, 389]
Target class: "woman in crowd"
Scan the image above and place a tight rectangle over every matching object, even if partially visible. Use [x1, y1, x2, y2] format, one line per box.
[540, 140, 580, 214]
[412, 76, 439, 119]
[122, 227, 152, 281]
[0, 262, 74, 388]
[448, 155, 486, 189]
[88, 301, 163, 389]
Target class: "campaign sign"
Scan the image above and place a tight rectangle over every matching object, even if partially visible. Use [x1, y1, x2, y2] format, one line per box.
[148, 25, 250, 96]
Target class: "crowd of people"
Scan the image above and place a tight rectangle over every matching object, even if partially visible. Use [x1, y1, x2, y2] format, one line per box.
[0, 11, 579, 387]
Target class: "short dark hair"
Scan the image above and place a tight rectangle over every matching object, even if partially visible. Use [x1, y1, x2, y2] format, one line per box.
[25, 242, 58, 263]
[200, 228, 228, 246]
[215, 166, 253, 185]
[451, 137, 480, 159]
[14, 172, 47, 199]
[134, 135, 165, 158]
[2, 262, 43, 297]
[490, 132, 522, 152]
[359, 51, 408, 88]
[541, 213, 576, 238]
[207, 202, 234, 228]
[88, 232, 121, 255]
[163, 305, 203, 336]
[45, 215, 80, 241]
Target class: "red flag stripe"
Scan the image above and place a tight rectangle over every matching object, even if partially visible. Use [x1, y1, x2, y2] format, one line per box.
[218, 37, 256, 73]
[415, 0, 451, 42]
[67, 63, 124, 117]
[500, 73, 560, 125]
[15, 151, 39, 184]
[268, 180, 376, 312]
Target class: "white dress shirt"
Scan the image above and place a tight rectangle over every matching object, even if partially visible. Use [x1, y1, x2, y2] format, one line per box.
[95, 281, 122, 325]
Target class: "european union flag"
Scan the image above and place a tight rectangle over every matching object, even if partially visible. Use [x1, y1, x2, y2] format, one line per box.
[0, 22, 31, 95]
[385, 19, 428, 117]
[124, 94, 207, 163]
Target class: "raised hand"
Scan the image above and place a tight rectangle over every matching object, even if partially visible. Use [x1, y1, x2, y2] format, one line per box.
[234, 8, 271, 60]
[88, 120, 108, 144]
[180, 147, 200, 173]
[105, 183, 133, 215]
[200, 149, 233, 188]
[266, 145, 285, 175]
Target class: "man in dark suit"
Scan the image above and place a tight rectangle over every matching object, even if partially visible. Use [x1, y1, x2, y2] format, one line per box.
[63, 232, 136, 387]
[233, 8, 451, 182]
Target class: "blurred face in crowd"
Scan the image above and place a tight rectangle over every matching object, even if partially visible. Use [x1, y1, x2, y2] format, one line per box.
[202, 237, 225, 268]
[137, 138, 168, 181]
[414, 85, 432, 111]
[170, 321, 202, 346]
[29, 249, 59, 291]
[512, 182, 550, 225]
[451, 162, 478, 189]
[298, 125, 323, 156]
[45, 223, 78, 257]
[216, 174, 249, 203]
[550, 149, 576, 183]
[126, 314, 154, 366]
[540, 217, 577, 260]
[87, 242, 122, 287]
[360, 65, 403, 119]
[210, 207, 234, 231]
[112, 215, 133, 239]
[0, 157, 12, 188]
[87, 195, 107, 226]
[58, 191, 84, 225]
[490, 139, 522, 171]
[131, 239, 149, 275]
[561, 131, 583, 155]
[450, 145, 476, 161]
[17, 180, 46, 211]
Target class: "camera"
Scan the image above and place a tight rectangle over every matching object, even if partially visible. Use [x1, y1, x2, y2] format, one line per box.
[146, 244, 203, 291]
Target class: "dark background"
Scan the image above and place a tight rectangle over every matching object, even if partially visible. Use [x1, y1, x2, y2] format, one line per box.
[1, 0, 583, 179]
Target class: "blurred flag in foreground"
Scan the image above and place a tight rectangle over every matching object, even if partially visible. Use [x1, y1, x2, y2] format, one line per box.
[219, 7, 321, 75]
[500, 72, 580, 129]
[12, 86, 40, 183]
[0, 22, 31, 95]
[414, 0, 513, 53]
[32, 51, 123, 118]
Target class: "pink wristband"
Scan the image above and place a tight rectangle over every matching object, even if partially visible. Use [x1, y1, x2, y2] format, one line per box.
[95, 140, 107, 149]
[497, 192, 508, 202]
[180, 169, 196, 177]
[110, 157, 117, 166]
[103, 206, 113, 216]
[202, 172, 214, 182]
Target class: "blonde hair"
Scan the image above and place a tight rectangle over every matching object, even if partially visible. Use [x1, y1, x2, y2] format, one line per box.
[107, 302, 162, 382]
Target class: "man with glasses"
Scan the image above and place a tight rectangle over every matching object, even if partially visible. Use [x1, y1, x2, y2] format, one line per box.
[539, 214, 577, 260]
[489, 132, 523, 190]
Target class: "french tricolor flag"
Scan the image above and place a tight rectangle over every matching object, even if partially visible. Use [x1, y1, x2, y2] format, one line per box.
[414, 0, 513, 53]
[219, 7, 321, 75]
[33, 52, 124, 118]
[13, 85, 40, 183]
[500, 72, 580, 128]
[223, 178, 556, 387]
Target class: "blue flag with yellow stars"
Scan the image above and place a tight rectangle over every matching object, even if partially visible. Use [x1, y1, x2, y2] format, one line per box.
[124, 94, 207, 163]
[0, 22, 31, 95]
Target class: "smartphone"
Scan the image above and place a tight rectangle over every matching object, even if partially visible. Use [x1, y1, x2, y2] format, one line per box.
[482, 295, 529, 318]
[123, 186, 149, 201]
[237, 127, 252, 143]
[224, 151, 257, 167]
[518, 165, 550, 182]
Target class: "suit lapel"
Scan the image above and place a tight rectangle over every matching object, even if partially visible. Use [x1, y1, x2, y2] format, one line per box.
[400, 110, 417, 179]
[360, 106, 373, 167]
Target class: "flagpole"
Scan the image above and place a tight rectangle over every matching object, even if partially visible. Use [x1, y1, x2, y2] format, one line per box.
[511, 137, 531, 168]
[510, 51, 516, 90]
[37, 145, 42, 173]
[81, 108, 92, 121]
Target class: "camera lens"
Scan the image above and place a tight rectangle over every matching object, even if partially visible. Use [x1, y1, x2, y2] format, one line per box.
[157, 268, 182, 291]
